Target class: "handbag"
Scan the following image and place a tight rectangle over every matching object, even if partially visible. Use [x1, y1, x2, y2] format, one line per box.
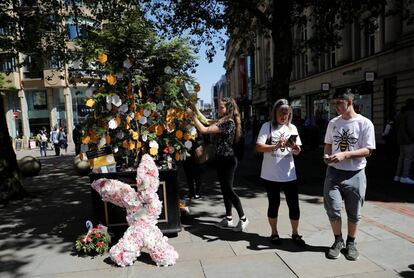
[194, 143, 215, 164]
[265, 122, 272, 145]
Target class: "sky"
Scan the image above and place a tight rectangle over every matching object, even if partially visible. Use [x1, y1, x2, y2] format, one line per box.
[192, 44, 226, 105]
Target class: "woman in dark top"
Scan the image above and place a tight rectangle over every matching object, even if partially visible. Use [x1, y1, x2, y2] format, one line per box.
[191, 97, 249, 232]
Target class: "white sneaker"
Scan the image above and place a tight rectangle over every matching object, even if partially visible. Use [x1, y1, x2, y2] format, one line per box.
[400, 177, 414, 184]
[216, 218, 234, 229]
[233, 218, 249, 232]
[394, 176, 401, 182]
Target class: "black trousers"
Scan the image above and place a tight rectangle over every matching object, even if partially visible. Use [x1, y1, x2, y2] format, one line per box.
[182, 157, 202, 196]
[216, 155, 245, 217]
[263, 179, 300, 220]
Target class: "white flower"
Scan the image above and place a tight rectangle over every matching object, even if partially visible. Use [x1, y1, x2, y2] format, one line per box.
[143, 109, 151, 117]
[149, 140, 159, 149]
[123, 59, 132, 69]
[189, 126, 197, 135]
[118, 104, 128, 113]
[139, 116, 147, 125]
[108, 119, 118, 129]
[111, 95, 122, 107]
[164, 66, 172, 74]
[184, 140, 192, 149]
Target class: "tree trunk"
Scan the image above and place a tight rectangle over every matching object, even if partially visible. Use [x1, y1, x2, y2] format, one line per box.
[0, 94, 26, 205]
[270, 1, 293, 105]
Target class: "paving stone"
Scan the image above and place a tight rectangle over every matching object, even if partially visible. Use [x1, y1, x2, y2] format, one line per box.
[201, 252, 296, 278]
[128, 260, 204, 278]
[358, 238, 414, 270]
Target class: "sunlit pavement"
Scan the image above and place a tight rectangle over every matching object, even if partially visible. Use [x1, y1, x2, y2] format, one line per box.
[1, 144, 413, 277]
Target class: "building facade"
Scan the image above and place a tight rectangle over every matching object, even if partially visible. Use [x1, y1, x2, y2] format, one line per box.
[226, 2, 414, 143]
[1, 1, 93, 149]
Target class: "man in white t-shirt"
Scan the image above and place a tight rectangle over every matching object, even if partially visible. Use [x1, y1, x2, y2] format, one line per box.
[323, 89, 376, 261]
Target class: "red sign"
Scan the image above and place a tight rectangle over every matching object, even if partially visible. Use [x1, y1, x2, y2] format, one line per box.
[13, 112, 19, 119]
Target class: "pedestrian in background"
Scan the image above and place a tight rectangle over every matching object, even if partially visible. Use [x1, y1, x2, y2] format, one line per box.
[394, 99, 414, 184]
[36, 129, 48, 157]
[323, 89, 376, 261]
[182, 135, 203, 199]
[50, 127, 60, 156]
[255, 99, 305, 246]
[190, 97, 249, 232]
[73, 124, 82, 156]
[59, 128, 68, 155]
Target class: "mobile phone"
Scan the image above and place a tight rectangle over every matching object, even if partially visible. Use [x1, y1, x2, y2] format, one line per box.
[288, 134, 297, 144]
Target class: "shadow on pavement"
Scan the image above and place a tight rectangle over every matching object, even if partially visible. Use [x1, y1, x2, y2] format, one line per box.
[399, 264, 414, 278]
[0, 155, 92, 278]
[182, 215, 328, 254]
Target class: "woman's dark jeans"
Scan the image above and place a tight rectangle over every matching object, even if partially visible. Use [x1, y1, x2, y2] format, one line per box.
[216, 155, 245, 218]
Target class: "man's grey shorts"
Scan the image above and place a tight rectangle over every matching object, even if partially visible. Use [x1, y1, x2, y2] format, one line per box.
[324, 166, 366, 224]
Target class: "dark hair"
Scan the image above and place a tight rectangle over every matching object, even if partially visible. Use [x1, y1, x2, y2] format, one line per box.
[331, 88, 354, 101]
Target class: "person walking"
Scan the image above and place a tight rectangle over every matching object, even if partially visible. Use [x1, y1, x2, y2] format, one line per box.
[255, 99, 305, 246]
[190, 97, 249, 232]
[394, 99, 414, 184]
[36, 129, 48, 157]
[73, 124, 82, 156]
[58, 128, 68, 155]
[323, 89, 376, 260]
[50, 127, 60, 156]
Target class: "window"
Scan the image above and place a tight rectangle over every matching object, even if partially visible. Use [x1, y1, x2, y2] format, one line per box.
[330, 47, 336, 68]
[46, 56, 62, 69]
[0, 24, 13, 36]
[0, 55, 17, 72]
[23, 55, 43, 79]
[45, 15, 58, 32]
[365, 32, 375, 56]
[304, 54, 309, 76]
[32, 91, 47, 110]
[66, 16, 95, 40]
[21, 0, 38, 6]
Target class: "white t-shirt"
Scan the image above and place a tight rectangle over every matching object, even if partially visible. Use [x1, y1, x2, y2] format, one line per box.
[324, 114, 376, 171]
[256, 121, 302, 182]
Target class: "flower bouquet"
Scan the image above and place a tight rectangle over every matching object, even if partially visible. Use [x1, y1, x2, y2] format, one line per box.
[75, 222, 111, 256]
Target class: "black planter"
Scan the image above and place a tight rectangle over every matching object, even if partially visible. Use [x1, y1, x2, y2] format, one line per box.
[89, 169, 181, 235]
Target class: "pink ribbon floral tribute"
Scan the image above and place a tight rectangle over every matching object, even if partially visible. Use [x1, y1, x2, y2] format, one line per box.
[91, 154, 178, 267]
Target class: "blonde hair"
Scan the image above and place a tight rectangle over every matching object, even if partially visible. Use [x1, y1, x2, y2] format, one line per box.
[218, 97, 242, 143]
[271, 99, 293, 128]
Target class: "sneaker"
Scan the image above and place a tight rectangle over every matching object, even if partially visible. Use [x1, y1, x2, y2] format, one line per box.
[327, 239, 345, 259]
[233, 218, 249, 232]
[270, 234, 281, 245]
[344, 242, 359, 261]
[292, 234, 306, 246]
[216, 218, 234, 229]
[400, 177, 414, 185]
[394, 176, 401, 182]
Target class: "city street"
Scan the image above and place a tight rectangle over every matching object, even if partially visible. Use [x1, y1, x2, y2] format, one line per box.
[1, 144, 414, 277]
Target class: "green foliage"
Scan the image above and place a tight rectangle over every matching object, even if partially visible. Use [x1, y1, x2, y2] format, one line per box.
[72, 9, 199, 169]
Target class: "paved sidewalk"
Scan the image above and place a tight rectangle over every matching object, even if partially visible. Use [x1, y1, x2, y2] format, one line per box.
[1, 145, 414, 277]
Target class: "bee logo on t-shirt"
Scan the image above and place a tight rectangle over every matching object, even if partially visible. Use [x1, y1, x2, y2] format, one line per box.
[275, 132, 287, 152]
[333, 129, 358, 152]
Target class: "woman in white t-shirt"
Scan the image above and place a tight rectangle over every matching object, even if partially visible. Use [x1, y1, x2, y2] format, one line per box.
[256, 99, 305, 246]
